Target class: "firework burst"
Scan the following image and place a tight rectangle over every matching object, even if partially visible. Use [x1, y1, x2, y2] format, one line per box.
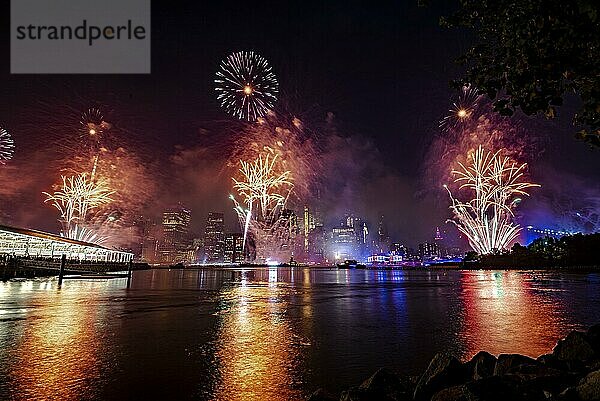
[80, 107, 111, 137]
[43, 173, 114, 244]
[225, 113, 321, 201]
[445, 146, 540, 254]
[230, 152, 294, 261]
[215, 51, 279, 121]
[425, 88, 543, 192]
[439, 85, 481, 131]
[0, 128, 15, 164]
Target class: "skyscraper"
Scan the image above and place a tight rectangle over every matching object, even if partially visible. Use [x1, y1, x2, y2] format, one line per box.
[159, 205, 192, 264]
[204, 212, 225, 263]
[224, 233, 244, 263]
[140, 217, 159, 263]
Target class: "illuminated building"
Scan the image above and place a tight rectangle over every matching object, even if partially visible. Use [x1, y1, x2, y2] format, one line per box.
[159, 205, 193, 264]
[367, 253, 404, 264]
[419, 241, 441, 262]
[0, 224, 132, 262]
[204, 212, 225, 263]
[434, 227, 444, 242]
[140, 217, 159, 263]
[302, 205, 325, 263]
[331, 225, 358, 261]
[372, 214, 390, 253]
[391, 242, 407, 255]
[307, 226, 326, 264]
[224, 233, 244, 263]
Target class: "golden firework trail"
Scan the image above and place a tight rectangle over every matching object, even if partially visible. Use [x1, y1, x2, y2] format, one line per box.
[230, 153, 293, 258]
[43, 173, 114, 243]
[445, 146, 540, 254]
[0, 128, 15, 164]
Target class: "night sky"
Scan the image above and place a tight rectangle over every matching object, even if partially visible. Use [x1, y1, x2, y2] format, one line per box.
[0, 1, 598, 246]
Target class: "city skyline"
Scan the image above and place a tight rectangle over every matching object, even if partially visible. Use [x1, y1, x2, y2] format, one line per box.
[133, 202, 568, 265]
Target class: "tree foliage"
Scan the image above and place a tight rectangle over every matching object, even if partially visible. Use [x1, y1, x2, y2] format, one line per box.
[441, 0, 600, 146]
[472, 233, 600, 267]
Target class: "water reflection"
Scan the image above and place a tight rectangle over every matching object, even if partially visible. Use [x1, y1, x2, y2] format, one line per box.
[212, 269, 305, 401]
[458, 270, 569, 358]
[0, 279, 120, 401]
[0, 268, 597, 400]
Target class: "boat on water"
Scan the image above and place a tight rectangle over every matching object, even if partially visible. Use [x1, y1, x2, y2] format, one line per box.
[337, 259, 366, 269]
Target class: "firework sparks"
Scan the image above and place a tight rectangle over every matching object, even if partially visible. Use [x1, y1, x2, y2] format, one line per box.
[445, 146, 540, 254]
[426, 88, 543, 193]
[43, 173, 114, 243]
[439, 85, 481, 131]
[226, 113, 321, 201]
[215, 51, 279, 121]
[230, 153, 294, 261]
[80, 107, 111, 137]
[0, 128, 15, 164]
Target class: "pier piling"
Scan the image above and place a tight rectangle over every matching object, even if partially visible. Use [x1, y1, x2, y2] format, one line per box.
[127, 260, 132, 288]
[57, 254, 66, 287]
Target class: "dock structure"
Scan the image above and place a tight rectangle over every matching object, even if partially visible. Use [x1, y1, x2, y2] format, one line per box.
[0, 224, 133, 263]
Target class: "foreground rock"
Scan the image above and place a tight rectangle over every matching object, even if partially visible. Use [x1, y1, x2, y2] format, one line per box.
[309, 324, 600, 401]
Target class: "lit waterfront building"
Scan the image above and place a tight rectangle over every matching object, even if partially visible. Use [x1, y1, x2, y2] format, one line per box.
[159, 205, 193, 264]
[224, 233, 244, 263]
[204, 212, 225, 263]
[367, 253, 404, 264]
[0, 224, 133, 262]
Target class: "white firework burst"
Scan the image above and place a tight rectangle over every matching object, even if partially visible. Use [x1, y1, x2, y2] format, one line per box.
[445, 146, 540, 254]
[215, 51, 279, 121]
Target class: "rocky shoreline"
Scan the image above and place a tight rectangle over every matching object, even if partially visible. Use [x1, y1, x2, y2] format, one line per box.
[308, 324, 600, 401]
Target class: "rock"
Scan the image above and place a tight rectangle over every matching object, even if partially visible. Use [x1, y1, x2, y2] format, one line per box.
[339, 387, 369, 401]
[537, 353, 556, 365]
[431, 385, 470, 401]
[432, 376, 526, 401]
[413, 353, 467, 401]
[553, 331, 595, 362]
[466, 351, 497, 380]
[358, 368, 412, 400]
[307, 388, 337, 401]
[339, 387, 397, 401]
[558, 386, 579, 401]
[494, 354, 538, 376]
[337, 369, 412, 401]
[588, 324, 600, 354]
[576, 370, 600, 401]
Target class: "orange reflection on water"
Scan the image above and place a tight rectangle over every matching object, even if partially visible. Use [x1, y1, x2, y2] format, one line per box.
[4, 281, 111, 401]
[459, 271, 568, 359]
[212, 269, 305, 401]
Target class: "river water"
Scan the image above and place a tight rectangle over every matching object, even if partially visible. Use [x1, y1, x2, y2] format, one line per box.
[1, 267, 599, 400]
